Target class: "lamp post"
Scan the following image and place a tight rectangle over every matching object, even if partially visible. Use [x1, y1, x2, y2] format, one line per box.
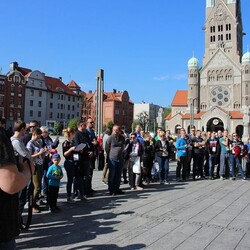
[96, 69, 104, 136]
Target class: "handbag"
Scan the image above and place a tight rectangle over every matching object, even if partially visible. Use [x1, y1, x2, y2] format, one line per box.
[132, 157, 141, 174]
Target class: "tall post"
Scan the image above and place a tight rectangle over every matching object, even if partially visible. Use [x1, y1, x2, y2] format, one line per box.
[190, 98, 194, 130]
[96, 69, 104, 136]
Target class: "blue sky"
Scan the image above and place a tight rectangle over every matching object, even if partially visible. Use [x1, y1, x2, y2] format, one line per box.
[0, 0, 249, 107]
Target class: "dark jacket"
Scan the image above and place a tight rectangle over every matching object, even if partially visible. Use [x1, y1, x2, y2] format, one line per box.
[155, 139, 171, 158]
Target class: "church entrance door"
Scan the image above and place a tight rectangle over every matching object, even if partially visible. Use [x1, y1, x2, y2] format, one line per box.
[206, 117, 224, 132]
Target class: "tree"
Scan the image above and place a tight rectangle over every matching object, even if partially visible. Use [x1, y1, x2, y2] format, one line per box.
[103, 120, 114, 132]
[136, 111, 149, 131]
[68, 118, 78, 130]
[54, 122, 63, 135]
[163, 107, 171, 118]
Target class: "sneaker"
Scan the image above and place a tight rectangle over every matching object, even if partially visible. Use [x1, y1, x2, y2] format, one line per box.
[220, 176, 224, 180]
[135, 186, 143, 191]
[164, 180, 170, 185]
[131, 187, 135, 191]
[230, 177, 236, 180]
[67, 197, 76, 204]
[115, 189, 125, 195]
[81, 195, 88, 201]
[209, 176, 214, 180]
[242, 177, 247, 181]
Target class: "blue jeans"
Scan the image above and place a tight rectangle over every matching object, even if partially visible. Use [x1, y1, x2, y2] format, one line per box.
[108, 158, 123, 194]
[209, 154, 217, 177]
[229, 154, 245, 178]
[64, 160, 75, 197]
[220, 153, 230, 177]
[157, 156, 169, 182]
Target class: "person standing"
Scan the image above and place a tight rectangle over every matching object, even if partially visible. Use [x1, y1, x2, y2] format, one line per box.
[62, 127, 76, 203]
[0, 127, 34, 249]
[86, 118, 98, 194]
[46, 153, 63, 212]
[26, 128, 46, 213]
[155, 130, 171, 184]
[219, 129, 230, 180]
[11, 121, 34, 226]
[176, 129, 188, 181]
[72, 120, 93, 200]
[126, 133, 143, 190]
[207, 131, 219, 179]
[193, 130, 206, 180]
[102, 128, 111, 184]
[105, 125, 125, 195]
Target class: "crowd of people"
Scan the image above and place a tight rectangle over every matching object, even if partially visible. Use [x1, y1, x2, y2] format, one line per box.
[1, 115, 250, 248]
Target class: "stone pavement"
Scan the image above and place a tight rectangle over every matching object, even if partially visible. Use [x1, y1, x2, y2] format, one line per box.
[16, 139, 250, 249]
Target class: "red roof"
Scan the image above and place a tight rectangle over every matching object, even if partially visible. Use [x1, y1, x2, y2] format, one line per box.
[165, 113, 172, 120]
[182, 112, 206, 119]
[67, 80, 80, 89]
[17, 66, 32, 76]
[230, 111, 244, 119]
[45, 76, 77, 96]
[171, 90, 188, 106]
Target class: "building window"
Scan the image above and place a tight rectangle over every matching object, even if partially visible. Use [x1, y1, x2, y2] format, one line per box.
[67, 114, 70, 119]
[11, 85, 15, 93]
[14, 76, 20, 83]
[10, 109, 14, 118]
[50, 103, 53, 108]
[30, 100, 33, 106]
[18, 86, 22, 94]
[49, 112, 53, 118]
[30, 110, 33, 117]
[30, 89, 34, 96]
[234, 103, 241, 109]
[226, 74, 232, 80]
[39, 90, 42, 97]
[17, 110, 21, 118]
[0, 95, 4, 106]
[38, 111, 41, 117]
[217, 75, 223, 81]
[68, 96, 70, 101]
[68, 105, 70, 111]
[0, 82, 4, 92]
[73, 97, 75, 102]
[226, 24, 231, 31]
[38, 101, 42, 107]
[72, 106, 75, 111]
[50, 93, 53, 99]
[58, 103, 60, 109]
[61, 104, 63, 109]
[218, 25, 223, 32]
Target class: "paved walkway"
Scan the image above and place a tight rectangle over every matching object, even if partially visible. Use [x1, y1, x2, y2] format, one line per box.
[16, 139, 250, 249]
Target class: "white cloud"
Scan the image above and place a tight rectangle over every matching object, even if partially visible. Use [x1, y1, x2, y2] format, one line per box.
[172, 74, 187, 80]
[152, 75, 169, 81]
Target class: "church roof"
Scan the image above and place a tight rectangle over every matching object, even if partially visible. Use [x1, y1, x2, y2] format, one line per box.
[242, 51, 250, 64]
[171, 90, 188, 106]
[188, 56, 199, 68]
[182, 112, 206, 119]
[229, 111, 244, 119]
[165, 113, 172, 120]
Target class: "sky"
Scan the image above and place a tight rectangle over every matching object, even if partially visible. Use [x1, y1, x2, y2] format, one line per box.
[0, 0, 249, 107]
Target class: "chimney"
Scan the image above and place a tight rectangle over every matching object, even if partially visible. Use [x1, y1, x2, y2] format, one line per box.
[89, 90, 92, 94]
[10, 62, 18, 72]
[59, 77, 62, 81]
[113, 89, 117, 93]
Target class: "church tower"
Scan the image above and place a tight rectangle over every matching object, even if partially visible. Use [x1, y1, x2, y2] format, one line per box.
[203, 0, 243, 66]
[187, 56, 200, 114]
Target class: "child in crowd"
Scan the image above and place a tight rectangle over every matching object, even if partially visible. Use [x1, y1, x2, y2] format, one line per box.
[46, 153, 63, 212]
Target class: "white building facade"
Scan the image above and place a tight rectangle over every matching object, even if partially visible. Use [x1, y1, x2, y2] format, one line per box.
[166, 0, 250, 139]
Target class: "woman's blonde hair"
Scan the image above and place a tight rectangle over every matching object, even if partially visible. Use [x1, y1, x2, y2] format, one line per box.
[63, 127, 75, 139]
